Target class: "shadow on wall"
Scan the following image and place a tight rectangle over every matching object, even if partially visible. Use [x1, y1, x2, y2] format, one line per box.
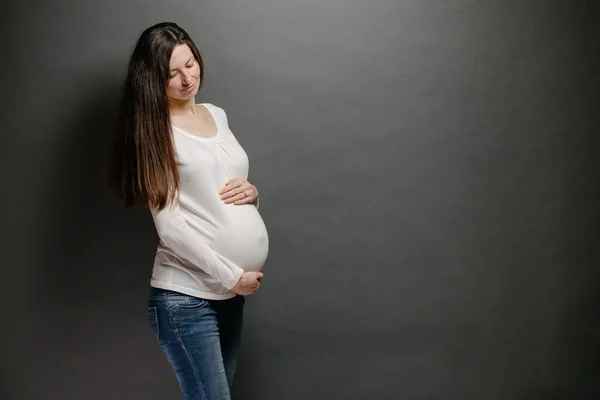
[25, 69, 167, 398]
[36, 69, 157, 309]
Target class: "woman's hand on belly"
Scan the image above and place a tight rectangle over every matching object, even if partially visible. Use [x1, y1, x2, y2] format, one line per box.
[231, 271, 264, 296]
[219, 178, 259, 206]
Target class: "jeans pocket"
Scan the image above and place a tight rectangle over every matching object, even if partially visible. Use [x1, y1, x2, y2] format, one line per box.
[169, 297, 211, 321]
[147, 306, 160, 342]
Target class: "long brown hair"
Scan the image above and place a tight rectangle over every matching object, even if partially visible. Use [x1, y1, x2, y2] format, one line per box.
[108, 22, 204, 210]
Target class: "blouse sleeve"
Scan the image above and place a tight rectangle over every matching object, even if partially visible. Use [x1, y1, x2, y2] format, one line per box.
[150, 201, 244, 290]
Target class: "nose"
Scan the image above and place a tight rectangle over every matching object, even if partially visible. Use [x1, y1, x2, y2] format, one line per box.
[181, 71, 192, 85]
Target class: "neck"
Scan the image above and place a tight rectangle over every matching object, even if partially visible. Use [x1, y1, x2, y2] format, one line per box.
[168, 97, 197, 116]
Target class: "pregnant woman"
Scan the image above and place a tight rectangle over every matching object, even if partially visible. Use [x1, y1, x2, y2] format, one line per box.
[108, 22, 268, 399]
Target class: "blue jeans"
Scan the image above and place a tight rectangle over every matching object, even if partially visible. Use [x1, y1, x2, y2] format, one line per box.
[147, 287, 245, 400]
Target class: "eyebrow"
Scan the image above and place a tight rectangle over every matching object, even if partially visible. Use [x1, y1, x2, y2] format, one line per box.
[170, 57, 194, 72]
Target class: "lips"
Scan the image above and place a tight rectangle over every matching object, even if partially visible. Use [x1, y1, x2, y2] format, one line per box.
[181, 84, 195, 93]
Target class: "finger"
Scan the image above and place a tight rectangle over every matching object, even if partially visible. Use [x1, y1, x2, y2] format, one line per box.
[221, 184, 252, 200]
[219, 186, 238, 196]
[225, 193, 249, 204]
[221, 187, 246, 200]
[233, 197, 254, 205]
[233, 199, 254, 205]
[225, 178, 242, 187]
[219, 179, 243, 194]
[231, 189, 255, 204]
[220, 190, 239, 200]
[257, 272, 264, 279]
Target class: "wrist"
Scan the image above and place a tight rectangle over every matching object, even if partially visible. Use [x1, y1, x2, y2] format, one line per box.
[224, 267, 244, 290]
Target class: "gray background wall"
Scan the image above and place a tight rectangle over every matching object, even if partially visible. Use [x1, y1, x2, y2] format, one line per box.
[1, 1, 598, 399]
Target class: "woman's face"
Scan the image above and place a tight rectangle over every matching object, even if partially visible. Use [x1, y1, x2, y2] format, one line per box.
[166, 44, 201, 101]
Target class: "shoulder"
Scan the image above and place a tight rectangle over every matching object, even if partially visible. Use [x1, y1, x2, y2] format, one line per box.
[201, 102, 229, 124]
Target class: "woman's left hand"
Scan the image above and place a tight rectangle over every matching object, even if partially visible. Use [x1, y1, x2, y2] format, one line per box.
[219, 178, 259, 206]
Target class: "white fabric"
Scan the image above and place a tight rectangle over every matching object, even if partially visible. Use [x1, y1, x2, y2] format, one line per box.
[149, 103, 269, 300]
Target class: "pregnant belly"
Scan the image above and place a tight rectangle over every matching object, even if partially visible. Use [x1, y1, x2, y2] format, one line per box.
[209, 206, 269, 271]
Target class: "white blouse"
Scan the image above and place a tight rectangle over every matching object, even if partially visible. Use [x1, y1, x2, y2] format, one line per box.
[149, 103, 269, 300]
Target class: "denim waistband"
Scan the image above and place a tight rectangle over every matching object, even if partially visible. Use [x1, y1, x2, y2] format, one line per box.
[149, 286, 188, 298]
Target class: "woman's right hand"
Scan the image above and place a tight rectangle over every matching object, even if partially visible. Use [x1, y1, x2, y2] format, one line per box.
[231, 271, 264, 296]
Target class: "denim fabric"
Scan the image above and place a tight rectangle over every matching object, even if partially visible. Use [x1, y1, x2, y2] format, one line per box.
[147, 287, 245, 400]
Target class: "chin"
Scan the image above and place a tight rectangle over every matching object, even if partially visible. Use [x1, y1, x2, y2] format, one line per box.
[182, 87, 199, 98]
[175, 91, 196, 101]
